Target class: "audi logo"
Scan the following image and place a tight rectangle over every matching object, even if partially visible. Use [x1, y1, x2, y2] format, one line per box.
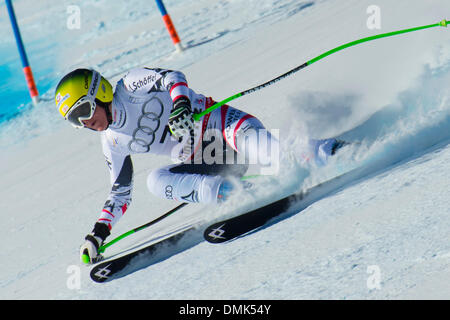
[128, 97, 164, 153]
[165, 185, 173, 199]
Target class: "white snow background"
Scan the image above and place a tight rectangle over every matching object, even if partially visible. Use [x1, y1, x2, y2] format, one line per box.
[0, 0, 449, 299]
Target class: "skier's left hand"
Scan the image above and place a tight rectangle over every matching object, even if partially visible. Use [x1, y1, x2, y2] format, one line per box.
[168, 97, 195, 139]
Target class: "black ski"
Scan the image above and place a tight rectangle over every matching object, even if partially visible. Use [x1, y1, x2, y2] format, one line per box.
[90, 227, 196, 283]
[204, 192, 305, 243]
[204, 165, 369, 243]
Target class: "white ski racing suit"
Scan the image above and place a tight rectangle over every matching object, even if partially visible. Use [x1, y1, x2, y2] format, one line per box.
[97, 67, 337, 230]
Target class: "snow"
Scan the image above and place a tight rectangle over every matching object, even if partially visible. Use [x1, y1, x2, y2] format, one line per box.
[0, 0, 449, 299]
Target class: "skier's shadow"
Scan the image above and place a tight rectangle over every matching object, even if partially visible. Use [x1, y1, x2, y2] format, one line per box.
[108, 227, 205, 281]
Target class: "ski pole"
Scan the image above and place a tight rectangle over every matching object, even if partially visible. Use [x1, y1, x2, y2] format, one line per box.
[193, 19, 448, 121]
[98, 202, 188, 254]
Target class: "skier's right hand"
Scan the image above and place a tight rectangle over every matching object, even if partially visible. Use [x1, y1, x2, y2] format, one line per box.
[168, 96, 195, 139]
[80, 222, 110, 264]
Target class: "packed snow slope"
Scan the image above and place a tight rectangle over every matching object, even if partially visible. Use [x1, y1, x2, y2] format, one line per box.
[0, 0, 449, 299]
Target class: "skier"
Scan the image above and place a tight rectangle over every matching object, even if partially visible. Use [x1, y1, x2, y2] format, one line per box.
[55, 67, 342, 264]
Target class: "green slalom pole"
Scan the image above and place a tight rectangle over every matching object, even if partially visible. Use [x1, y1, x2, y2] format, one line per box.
[97, 202, 188, 254]
[193, 19, 448, 121]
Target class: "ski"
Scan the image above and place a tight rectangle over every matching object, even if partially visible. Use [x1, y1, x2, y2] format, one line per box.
[90, 227, 196, 283]
[204, 165, 370, 243]
[204, 192, 305, 243]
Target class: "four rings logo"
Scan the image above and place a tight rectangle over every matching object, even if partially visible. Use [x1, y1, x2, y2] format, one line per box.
[165, 185, 173, 199]
[128, 97, 164, 153]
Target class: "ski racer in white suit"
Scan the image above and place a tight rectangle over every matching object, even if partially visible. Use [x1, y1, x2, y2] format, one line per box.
[54, 67, 341, 264]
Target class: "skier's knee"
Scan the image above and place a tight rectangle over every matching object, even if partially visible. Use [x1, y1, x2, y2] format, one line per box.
[146, 167, 170, 197]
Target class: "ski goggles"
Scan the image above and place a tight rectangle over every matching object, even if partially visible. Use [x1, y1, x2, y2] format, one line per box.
[66, 96, 97, 128]
[65, 70, 101, 128]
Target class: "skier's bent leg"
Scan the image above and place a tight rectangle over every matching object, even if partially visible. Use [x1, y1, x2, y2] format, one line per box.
[146, 163, 248, 204]
[225, 109, 338, 168]
[147, 165, 223, 204]
[228, 116, 280, 175]
[234, 123, 338, 168]
[220, 107, 280, 175]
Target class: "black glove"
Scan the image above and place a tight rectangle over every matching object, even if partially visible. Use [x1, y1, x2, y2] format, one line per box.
[168, 97, 195, 139]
